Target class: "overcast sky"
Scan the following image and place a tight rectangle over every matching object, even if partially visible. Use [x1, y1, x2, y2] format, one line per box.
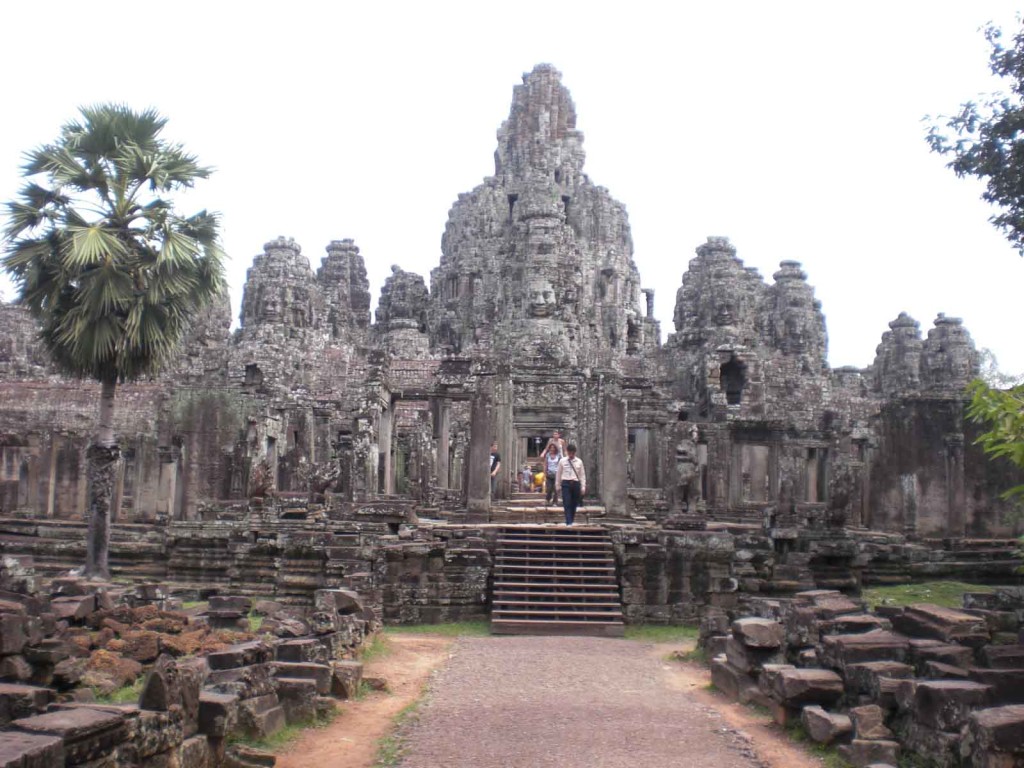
[1, 2, 1022, 373]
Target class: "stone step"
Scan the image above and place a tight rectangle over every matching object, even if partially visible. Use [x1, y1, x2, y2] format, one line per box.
[491, 618, 624, 637]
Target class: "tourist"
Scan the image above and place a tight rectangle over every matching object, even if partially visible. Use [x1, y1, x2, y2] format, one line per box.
[520, 465, 532, 492]
[489, 442, 501, 497]
[555, 443, 586, 526]
[542, 429, 566, 457]
[543, 442, 562, 505]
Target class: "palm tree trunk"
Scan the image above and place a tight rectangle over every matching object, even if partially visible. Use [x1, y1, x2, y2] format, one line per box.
[85, 376, 119, 579]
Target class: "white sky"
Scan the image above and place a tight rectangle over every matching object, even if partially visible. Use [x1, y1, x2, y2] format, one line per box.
[2, 1, 1022, 373]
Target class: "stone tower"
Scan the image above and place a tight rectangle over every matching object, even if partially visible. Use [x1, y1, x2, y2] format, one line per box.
[428, 64, 645, 367]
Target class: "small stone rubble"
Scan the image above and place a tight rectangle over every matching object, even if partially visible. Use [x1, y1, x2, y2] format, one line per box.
[0, 557, 377, 767]
[705, 587, 1024, 768]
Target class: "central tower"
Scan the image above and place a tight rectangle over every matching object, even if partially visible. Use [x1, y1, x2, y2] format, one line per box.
[428, 64, 650, 367]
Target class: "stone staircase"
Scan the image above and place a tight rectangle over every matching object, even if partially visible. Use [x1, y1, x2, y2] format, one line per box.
[488, 491, 605, 524]
[490, 525, 624, 637]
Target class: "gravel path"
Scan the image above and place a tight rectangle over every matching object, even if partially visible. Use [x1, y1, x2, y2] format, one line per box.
[397, 636, 764, 768]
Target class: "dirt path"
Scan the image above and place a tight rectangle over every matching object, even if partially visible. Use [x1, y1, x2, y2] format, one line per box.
[277, 633, 822, 768]
[275, 634, 453, 768]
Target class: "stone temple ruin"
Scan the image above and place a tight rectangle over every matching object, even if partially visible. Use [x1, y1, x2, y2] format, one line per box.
[0, 63, 1022, 767]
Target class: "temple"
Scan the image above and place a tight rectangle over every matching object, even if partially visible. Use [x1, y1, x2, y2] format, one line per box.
[0, 65, 1019, 617]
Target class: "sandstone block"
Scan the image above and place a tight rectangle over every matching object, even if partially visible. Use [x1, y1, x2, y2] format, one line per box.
[50, 595, 95, 622]
[206, 642, 273, 671]
[725, 635, 782, 674]
[273, 663, 331, 695]
[801, 705, 852, 745]
[893, 604, 990, 648]
[732, 618, 783, 649]
[0, 730, 64, 768]
[966, 705, 1024, 756]
[845, 661, 914, 695]
[197, 691, 238, 738]
[330, 660, 363, 699]
[969, 667, 1024, 705]
[178, 735, 211, 768]
[820, 630, 909, 670]
[914, 680, 993, 732]
[850, 705, 893, 740]
[979, 645, 1024, 669]
[772, 668, 844, 707]
[11, 706, 126, 765]
[710, 657, 752, 701]
[140, 654, 182, 711]
[0, 684, 52, 725]
[838, 739, 900, 768]
[276, 639, 327, 664]
[274, 677, 318, 725]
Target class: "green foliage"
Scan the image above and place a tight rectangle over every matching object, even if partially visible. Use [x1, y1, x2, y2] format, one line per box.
[94, 676, 145, 704]
[928, 20, 1024, 255]
[623, 624, 700, 643]
[247, 612, 264, 633]
[359, 632, 392, 662]
[229, 709, 338, 753]
[783, 722, 853, 768]
[862, 580, 995, 610]
[375, 691, 427, 767]
[383, 621, 490, 637]
[966, 379, 1024, 503]
[2, 104, 225, 384]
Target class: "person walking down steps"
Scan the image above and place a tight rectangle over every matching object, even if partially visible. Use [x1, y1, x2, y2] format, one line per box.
[543, 442, 562, 506]
[555, 443, 586, 526]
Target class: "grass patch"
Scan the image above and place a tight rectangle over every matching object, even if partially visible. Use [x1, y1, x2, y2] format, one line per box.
[231, 710, 337, 753]
[247, 612, 264, 633]
[862, 581, 995, 610]
[785, 721, 852, 768]
[94, 677, 145, 704]
[624, 624, 699, 643]
[359, 632, 392, 663]
[384, 621, 490, 637]
[181, 600, 208, 611]
[376, 690, 427, 767]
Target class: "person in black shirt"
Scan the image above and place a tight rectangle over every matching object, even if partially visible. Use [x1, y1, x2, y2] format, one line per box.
[489, 442, 501, 497]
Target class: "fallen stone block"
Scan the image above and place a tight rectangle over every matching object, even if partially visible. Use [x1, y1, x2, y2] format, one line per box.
[0, 684, 52, 726]
[11, 706, 126, 765]
[897, 719, 961, 768]
[850, 705, 894, 740]
[50, 595, 96, 622]
[238, 694, 286, 741]
[132, 708, 185, 760]
[820, 630, 910, 671]
[0, 615, 27, 656]
[272, 662, 331, 695]
[206, 642, 273, 671]
[824, 614, 890, 636]
[198, 691, 238, 738]
[178, 734, 211, 768]
[329, 660, 363, 700]
[838, 739, 900, 768]
[914, 680, 993, 732]
[0, 655, 32, 683]
[276, 639, 328, 664]
[313, 589, 364, 616]
[910, 642, 974, 673]
[225, 743, 277, 767]
[979, 644, 1024, 669]
[964, 704, 1024, 758]
[274, 677, 318, 725]
[205, 664, 275, 700]
[772, 668, 844, 707]
[893, 604, 990, 648]
[725, 636, 783, 674]
[969, 667, 1024, 705]
[208, 596, 252, 615]
[0, 729, 64, 768]
[924, 661, 969, 679]
[801, 705, 852, 745]
[845, 661, 914, 695]
[732, 618, 783, 649]
[710, 657, 752, 701]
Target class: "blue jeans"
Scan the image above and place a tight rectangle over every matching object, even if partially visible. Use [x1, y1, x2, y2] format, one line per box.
[561, 481, 581, 525]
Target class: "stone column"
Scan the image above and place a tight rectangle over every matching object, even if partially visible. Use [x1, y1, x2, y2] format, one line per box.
[466, 377, 495, 515]
[432, 399, 450, 490]
[601, 395, 628, 517]
[946, 434, 966, 537]
[379, 405, 394, 495]
[495, 374, 514, 501]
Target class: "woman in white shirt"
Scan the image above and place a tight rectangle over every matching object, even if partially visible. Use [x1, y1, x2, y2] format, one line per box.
[554, 443, 586, 526]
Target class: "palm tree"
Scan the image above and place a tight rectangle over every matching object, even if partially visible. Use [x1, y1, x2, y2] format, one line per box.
[2, 104, 225, 579]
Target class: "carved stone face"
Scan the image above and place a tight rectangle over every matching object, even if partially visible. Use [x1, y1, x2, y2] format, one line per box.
[528, 279, 556, 318]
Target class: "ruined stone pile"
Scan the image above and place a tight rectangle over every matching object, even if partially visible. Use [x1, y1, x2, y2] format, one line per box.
[0, 556, 378, 767]
[705, 587, 1024, 768]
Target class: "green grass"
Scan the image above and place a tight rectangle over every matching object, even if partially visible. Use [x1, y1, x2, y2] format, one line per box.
[182, 600, 208, 610]
[862, 581, 995, 610]
[375, 691, 427, 767]
[94, 677, 145, 704]
[247, 612, 264, 633]
[359, 633, 392, 663]
[230, 710, 338, 753]
[784, 722, 852, 768]
[384, 621, 490, 637]
[624, 624, 699, 643]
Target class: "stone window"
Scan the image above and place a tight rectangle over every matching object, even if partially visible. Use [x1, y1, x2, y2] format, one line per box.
[244, 364, 263, 388]
[507, 194, 518, 224]
[720, 356, 747, 405]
